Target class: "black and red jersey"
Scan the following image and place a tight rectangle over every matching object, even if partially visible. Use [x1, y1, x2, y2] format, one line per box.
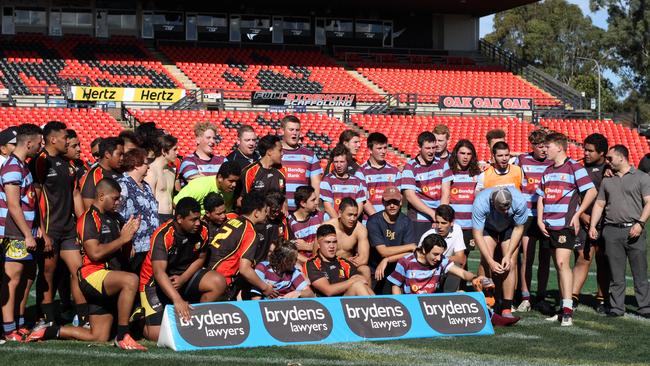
[139, 220, 209, 291]
[77, 205, 128, 279]
[207, 216, 258, 283]
[240, 161, 286, 198]
[79, 164, 121, 200]
[30, 149, 76, 238]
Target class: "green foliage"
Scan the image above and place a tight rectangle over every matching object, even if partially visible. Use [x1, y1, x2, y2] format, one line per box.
[485, 0, 620, 113]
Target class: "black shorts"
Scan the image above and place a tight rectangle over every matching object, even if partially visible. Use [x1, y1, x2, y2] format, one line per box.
[548, 228, 576, 250]
[225, 275, 253, 301]
[78, 269, 115, 316]
[484, 226, 514, 243]
[48, 235, 79, 252]
[141, 268, 209, 326]
[575, 226, 604, 259]
[524, 217, 550, 249]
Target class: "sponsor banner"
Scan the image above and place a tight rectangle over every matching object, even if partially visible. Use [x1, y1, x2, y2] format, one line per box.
[251, 92, 357, 107]
[438, 96, 533, 111]
[157, 292, 493, 351]
[68, 86, 186, 103]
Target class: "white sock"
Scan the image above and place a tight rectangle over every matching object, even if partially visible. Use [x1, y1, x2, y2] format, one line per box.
[562, 299, 573, 309]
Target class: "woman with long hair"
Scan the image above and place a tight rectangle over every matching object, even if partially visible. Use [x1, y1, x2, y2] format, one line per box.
[441, 139, 481, 263]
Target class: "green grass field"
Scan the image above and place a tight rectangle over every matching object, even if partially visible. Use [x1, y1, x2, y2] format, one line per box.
[2, 243, 650, 365]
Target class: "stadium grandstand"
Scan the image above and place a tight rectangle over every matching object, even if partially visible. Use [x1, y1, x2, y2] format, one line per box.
[0, 0, 649, 364]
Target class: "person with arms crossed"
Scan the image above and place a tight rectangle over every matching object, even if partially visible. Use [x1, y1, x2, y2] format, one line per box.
[472, 186, 528, 320]
[401, 131, 451, 238]
[279, 115, 322, 211]
[28, 178, 145, 350]
[589, 145, 650, 318]
[537, 132, 597, 326]
[304, 224, 374, 297]
[0, 124, 42, 341]
[139, 197, 227, 342]
[367, 186, 417, 294]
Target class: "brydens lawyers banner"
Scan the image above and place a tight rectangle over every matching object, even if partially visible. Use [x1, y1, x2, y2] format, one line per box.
[157, 292, 493, 351]
[251, 92, 357, 107]
[438, 96, 533, 111]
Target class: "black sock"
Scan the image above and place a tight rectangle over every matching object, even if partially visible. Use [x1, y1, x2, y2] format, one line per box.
[116, 325, 129, 341]
[44, 325, 61, 340]
[77, 303, 89, 323]
[502, 299, 513, 311]
[596, 295, 605, 304]
[572, 294, 580, 304]
[41, 303, 57, 324]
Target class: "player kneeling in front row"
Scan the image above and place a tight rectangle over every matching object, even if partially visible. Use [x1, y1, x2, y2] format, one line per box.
[27, 178, 146, 350]
[304, 224, 374, 297]
[251, 241, 314, 299]
[140, 197, 227, 342]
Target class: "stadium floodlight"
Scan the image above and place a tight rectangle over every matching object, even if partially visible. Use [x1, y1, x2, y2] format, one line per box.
[576, 56, 601, 120]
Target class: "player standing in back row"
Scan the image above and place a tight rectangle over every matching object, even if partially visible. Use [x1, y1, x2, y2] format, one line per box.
[537, 133, 596, 326]
[280, 115, 323, 212]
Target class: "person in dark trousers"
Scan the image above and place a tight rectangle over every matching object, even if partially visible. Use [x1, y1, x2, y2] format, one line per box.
[589, 145, 650, 318]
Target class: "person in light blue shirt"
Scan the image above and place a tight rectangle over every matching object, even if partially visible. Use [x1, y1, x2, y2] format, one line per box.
[471, 186, 528, 319]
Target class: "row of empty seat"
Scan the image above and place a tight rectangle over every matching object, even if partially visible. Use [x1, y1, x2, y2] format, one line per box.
[0, 107, 123, 161]
[353, 64, 561, 106]
[0, 34, 181, 95]
[540, 118, 649, 166]
[159, 46, 382, 102]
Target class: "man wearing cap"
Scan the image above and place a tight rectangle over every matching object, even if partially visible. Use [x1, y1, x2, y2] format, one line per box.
[366, 186, 417, 294]
[472, 186, 528, 319]
[0, 126, 18, 167]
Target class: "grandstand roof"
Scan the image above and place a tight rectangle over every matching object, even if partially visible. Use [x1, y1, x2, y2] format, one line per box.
[173, 0, 538, 17]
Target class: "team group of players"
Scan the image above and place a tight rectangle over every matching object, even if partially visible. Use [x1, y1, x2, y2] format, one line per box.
[0, 114, 631, 350]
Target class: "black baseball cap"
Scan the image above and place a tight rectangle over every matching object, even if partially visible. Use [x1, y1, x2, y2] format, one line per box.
[0, 127, 17, 146]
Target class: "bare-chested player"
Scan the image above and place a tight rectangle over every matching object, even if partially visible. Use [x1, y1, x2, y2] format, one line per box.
[323, 197, 371, 283]
[145, 134, 178, 223]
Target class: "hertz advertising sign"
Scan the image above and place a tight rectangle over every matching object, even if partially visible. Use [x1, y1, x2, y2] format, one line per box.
[68, 86, 186, 103]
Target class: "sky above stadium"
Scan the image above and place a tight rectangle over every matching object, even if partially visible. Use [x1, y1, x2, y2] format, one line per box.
[480, 0, 618, 92]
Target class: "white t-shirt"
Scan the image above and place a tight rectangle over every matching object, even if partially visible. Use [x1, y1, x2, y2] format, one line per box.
[418, 223, 466, 258]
